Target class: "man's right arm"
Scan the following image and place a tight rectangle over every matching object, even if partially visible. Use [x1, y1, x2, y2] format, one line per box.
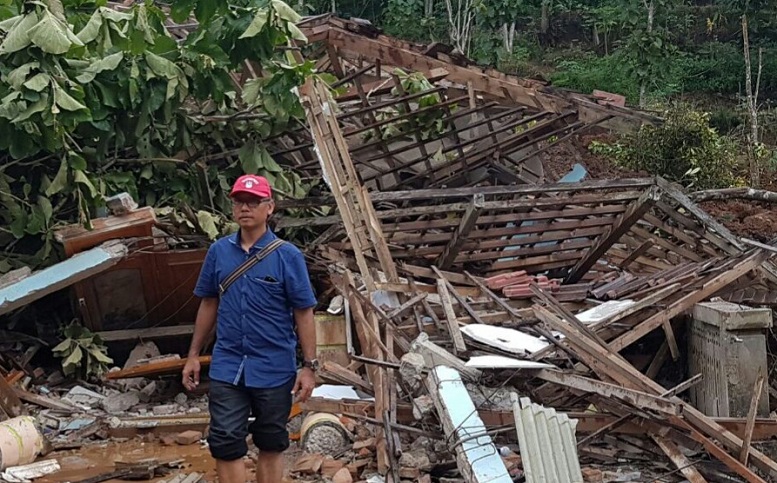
[183, 298, 218, 390]
[183, 245, 219, 391]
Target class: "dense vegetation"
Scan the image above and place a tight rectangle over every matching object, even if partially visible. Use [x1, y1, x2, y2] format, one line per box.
[0, 0, 315, 273]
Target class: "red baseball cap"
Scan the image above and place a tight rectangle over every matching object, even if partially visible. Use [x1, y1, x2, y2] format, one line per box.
[230, 175, 272, 199]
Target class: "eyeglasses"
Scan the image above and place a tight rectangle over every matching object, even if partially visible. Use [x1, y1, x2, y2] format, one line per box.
[231, 198, 272, 209]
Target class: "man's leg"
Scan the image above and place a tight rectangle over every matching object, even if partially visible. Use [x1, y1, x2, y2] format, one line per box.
[255, 451, 284, 483]
[249, 375, 296, 483]
[207, 379, 251, 483]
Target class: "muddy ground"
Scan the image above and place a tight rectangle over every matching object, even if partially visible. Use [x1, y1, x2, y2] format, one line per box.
[41, 439, 302, 483]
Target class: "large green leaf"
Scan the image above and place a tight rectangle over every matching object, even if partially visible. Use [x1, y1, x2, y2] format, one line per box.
[6, 62, 38, 89]
[52, 338, 73, 354]
[196, 210, 220, 240]
[286, 23, 307, 42]
[13, 96, 47, 123]
[62, 344, 83, 371]
[194, 0, 218, 24]
[29, 10, 79, 54]
[271, 0, 301, 23]
[145, 52, 181, 79]
[45, 157, 69, 196]
[170, 0, 195, 23]
[239, 140, 261, 174]
[74, 170, 97, 197]
[87, 346, 113, 364]
[0, 13, 38, 54]
[239, 8, 268, 39]
[53, 83, 87, 112]
[23, 73, 50, 92]
[76, 51, 124, 83]
[76, 10, 104, 43]
[38, 196, 52, 224]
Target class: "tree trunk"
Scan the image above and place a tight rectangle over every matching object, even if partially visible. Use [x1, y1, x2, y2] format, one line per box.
[445, 0, 476, 56]
[425, 0, 434, 18]
[502, 21, 516, 52]
[639, 0, 655, 108]
[592, 24, 600, 48]
[690, 188, 777, 204]
[540, 1, 549, 34]
[742, 14, 761, 186]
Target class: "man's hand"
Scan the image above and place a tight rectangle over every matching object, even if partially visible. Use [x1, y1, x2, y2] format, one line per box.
[292, 367, 316, 403]
[182, 356, 201, 391]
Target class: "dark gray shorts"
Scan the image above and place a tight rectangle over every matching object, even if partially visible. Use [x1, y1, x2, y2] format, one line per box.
[207, 374, 295, 461]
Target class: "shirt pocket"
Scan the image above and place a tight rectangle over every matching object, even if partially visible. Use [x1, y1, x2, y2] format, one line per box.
[249, 276, 284, 295]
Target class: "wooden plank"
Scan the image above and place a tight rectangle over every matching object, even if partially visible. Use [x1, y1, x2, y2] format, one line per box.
[534, 369, 681, 416]
[15, 389, 77, 413]
[98, 324, 195, 342]
[320, 361, 373, 395]
[385, 292, 427, 320]
[0, 374, 24, 418]
[327, 27, 566, 113]
[617, 238, 654, 269]
[656, 176, 744, 254]
[0, 242, 128, 317]
[689, 428, 768, 483]
[566, 185, 661, 283]
[436, 194, 484, 269]
[106, 356, 211, 380]
[646, 340, 670, 380]
[55, 207, 155, 256]
[651, 434, 708, 483]
[343, 275, 389, 473]
[435, 276, 467, 354]
[740, 371, 766, 464]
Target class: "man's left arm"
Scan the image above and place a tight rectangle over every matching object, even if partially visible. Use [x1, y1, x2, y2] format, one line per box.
[285, 249, 318, 402]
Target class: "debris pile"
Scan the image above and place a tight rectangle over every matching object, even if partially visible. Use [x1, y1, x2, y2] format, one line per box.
[282, 72, 777, 483]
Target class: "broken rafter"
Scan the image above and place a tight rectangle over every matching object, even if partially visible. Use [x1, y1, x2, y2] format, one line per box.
[610, 249, 768, 352]
[436, 194, 484, 269]
[566, 185, 661, 283]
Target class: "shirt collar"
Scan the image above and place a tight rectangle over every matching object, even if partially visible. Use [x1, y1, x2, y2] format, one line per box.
[229, 227, 277, 251]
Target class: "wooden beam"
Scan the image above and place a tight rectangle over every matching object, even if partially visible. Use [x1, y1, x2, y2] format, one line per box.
[435, 276, 467, 354]
[534, 369, 681, 416]
[320, 360, 373, 394]
[651, 433, 708, 483]
[326, 26, 569, 113]
[740, 371, 766, 464]
[566, 185, 661, 283]
[689, 428, 768, 483]
[0, 374, 24, 418]
[436, 194, 484, 269]
[106, 356, 211, 380]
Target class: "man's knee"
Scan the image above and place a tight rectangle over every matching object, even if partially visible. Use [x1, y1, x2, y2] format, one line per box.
[208, 379, 251, 461]
[208, 430, 249, 460]
[252, 430, 290, 453]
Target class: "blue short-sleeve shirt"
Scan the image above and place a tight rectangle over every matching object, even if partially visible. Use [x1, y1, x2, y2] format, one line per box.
[193, 228, 317, 389]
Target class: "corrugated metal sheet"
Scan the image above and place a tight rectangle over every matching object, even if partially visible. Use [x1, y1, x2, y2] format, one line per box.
[511, 393, 583, 483]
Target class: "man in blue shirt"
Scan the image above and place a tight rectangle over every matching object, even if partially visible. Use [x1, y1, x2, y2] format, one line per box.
[183, 174, 318, 483]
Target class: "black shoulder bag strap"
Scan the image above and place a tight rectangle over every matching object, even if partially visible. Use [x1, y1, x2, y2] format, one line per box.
[218, 238, 286, 297]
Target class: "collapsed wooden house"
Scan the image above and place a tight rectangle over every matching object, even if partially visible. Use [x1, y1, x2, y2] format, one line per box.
[290, 62, 777, 482]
